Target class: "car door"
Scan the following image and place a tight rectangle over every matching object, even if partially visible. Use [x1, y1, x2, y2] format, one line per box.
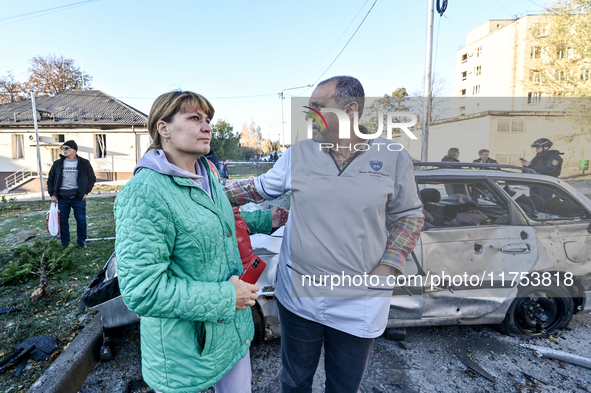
[498, 179, 591, 277]
[417, 178, 538, 322]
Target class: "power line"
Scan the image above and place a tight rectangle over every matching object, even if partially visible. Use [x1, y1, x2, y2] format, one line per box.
[304, 0, 370, 82]
[0, 0, 100, 25]
[312, 0, 379, 85]
[527, 0, 545, 8]
[491, 0, 513, 18]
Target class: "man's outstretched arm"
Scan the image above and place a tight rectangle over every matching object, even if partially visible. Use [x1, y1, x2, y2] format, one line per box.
[371, 217, 424, 276]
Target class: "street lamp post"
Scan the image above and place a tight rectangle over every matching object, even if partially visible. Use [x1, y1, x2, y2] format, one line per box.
[421, 0, 435, 162]
[280, 84, 313, 151]
[31, 88, 45, 201]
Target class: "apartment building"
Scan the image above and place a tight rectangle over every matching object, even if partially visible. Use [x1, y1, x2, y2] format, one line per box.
[405, 15, 591, 174]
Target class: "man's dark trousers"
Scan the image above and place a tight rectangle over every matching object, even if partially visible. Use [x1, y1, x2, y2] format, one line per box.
[278, 301, 374, 393]
[58, 198, 87, 247]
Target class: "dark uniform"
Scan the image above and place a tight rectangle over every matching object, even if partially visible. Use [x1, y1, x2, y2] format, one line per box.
[527, 138, 564, 201]
[528, 139, 563, 177]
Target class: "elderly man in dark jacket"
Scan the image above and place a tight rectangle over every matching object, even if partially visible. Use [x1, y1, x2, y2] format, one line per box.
[47, 140, 96, 248]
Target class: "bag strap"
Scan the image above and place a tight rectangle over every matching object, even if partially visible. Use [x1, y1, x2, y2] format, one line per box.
[205, 158, 220, 181]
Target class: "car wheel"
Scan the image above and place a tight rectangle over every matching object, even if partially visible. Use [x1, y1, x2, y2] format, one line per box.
[499, 279, 574, 338]
[251, 302, 265, 344]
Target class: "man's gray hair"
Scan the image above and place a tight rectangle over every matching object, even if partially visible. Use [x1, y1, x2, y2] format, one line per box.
[318, 75, 365, 117]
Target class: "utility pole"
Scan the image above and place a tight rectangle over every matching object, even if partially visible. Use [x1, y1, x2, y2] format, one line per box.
[421, 0, 435, 162]
[280, 84, 313, 151]
[31, 88, 46, 201]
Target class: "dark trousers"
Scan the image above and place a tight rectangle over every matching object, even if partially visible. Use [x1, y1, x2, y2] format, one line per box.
[278, 301, 375, 393]
[58, 199, 87, 246]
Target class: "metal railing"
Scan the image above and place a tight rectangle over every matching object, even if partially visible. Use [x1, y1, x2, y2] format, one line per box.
[5, 165, 33, 190]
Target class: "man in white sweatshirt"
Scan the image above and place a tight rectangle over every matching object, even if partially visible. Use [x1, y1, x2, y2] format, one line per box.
[225, 76, 424, 393]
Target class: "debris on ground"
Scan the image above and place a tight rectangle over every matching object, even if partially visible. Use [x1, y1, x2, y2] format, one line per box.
[0, 336, 56, 377]
[521, 344, 591, 369]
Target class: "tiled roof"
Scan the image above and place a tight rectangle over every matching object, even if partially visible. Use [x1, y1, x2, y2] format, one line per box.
[0, 90, 148, 126]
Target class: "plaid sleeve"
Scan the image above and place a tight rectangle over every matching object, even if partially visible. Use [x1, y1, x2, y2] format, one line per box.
[223, 177, 266, 207]
[379, 217, 424, 274]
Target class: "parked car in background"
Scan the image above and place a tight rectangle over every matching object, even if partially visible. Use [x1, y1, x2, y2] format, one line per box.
[249, 163, 591, 341]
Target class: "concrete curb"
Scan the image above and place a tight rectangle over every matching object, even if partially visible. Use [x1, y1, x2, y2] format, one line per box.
[27, 315, 103, 393]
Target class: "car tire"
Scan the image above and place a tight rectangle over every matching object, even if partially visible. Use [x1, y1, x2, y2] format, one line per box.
[499, 278, 574, 338]
[251, 302, 265, 344]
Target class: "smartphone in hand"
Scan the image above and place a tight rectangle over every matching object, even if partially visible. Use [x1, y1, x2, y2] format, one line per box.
[240, 257, 266, 284]
[519, 157, 526, 161]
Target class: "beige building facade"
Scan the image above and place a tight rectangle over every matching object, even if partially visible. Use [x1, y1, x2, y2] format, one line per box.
[398, 15, 591, 176]
[0, 90, 149, 193]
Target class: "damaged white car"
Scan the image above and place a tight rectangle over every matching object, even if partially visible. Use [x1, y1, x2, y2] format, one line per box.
[250, 163, 591, 340]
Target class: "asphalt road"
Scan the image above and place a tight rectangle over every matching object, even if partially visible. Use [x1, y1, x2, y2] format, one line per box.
[79, 312, 591, 393]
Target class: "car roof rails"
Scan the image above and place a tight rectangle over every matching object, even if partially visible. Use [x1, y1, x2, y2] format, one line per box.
[412, 162, 538, 174]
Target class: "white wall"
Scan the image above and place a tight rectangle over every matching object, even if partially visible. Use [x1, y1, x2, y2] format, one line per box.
[0, 128, 149, 175]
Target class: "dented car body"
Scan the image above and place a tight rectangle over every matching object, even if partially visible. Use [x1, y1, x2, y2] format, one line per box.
[250, 166, 591, 340]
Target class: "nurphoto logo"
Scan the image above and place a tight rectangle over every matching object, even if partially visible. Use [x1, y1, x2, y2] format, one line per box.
[304, 107, 419, 141]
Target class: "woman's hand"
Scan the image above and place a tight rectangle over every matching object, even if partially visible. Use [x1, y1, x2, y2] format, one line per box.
[229, 275, 259, 310]
[271, 206, 289, 228]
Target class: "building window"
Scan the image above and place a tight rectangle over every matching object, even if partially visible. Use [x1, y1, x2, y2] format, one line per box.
[530, 70, 545, 84]
[473, 85, 480, 95]
[476, 45, 482, 57]
[531, 23, 549, 38]
[95, 134, 107, 158]
[497, 118, 526, 133]
[531, 46, 542, 59]
[461, 89, 466, 96]
[12, 134, 24, 159]
[475, 65, 481, 76]
[555, 69, 570, 82]
[52, 134, 65, 144]
[461, 53, 468, 63]
[527, 92, 543, 104]
[581, 69, 591, 80]
[557, 47, 574, 59]
[461, 71, 467, 81]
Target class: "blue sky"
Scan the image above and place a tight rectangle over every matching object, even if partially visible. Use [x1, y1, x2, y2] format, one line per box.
[1, 0, 547, 141]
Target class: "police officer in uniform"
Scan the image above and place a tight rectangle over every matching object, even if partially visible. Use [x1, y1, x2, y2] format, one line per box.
[520, 138, 563, 177]
[521, 138, 564, 201]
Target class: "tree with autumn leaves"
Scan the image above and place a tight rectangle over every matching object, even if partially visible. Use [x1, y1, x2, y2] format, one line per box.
[0, 54, 92, 104]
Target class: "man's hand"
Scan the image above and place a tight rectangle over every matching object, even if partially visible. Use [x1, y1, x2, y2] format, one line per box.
[369, 264, 400, 277]
[521, 159, 531, 167]
[229, 275, 259, 310]
[271, 206, 288, 228]
[50, 195, 58, 203]
[81, 194, 88, 201]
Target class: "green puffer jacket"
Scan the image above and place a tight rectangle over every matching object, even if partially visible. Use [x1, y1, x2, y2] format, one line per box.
[114, 159, 271, 393]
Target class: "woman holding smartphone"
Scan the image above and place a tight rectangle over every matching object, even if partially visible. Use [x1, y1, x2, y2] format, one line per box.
[114, 90, 286, 393]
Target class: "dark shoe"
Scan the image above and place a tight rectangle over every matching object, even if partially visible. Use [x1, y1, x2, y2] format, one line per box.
[100, 337, 114, 362]
[77, 242, 87, 249]
[61, 243, 70, 249]
[384, 327, 407, 341]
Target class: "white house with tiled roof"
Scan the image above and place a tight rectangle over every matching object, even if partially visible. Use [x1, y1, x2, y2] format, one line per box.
[0, 90, 150, 192]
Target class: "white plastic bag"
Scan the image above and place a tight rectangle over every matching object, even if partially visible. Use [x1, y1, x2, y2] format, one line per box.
[46, 202, 60, 236]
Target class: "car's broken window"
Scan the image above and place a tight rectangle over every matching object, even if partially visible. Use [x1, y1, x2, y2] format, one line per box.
[497, 180, 590, 221]
[419, 181, 509, 228]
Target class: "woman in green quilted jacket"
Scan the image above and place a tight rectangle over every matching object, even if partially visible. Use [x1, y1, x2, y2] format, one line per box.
[114, 91, 283, 393]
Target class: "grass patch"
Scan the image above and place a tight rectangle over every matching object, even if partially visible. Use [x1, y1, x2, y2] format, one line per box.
[91, 184, 124, 194]
[228, 164, 274, 180]
[0, 197, 116, 392]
